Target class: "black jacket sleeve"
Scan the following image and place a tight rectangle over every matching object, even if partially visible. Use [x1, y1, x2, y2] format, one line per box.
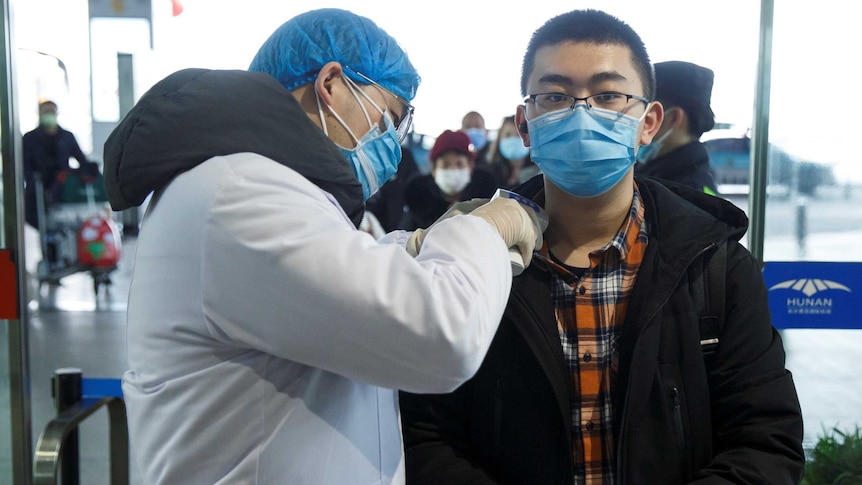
[691, 243, 805, 483]
[400, 386, 499, 484]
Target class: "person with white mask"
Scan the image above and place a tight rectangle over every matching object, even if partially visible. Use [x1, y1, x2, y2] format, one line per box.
[401, 129, 499, 230]
[102, 8, 541, 484]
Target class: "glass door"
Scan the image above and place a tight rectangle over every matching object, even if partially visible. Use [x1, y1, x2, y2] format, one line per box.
[1, 0, 32, 483]
[762, 0, 862, 451]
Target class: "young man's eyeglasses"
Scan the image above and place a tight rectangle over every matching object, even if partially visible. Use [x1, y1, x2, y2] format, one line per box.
[343, 66, 414, 143]
[524, 92, 649, 115]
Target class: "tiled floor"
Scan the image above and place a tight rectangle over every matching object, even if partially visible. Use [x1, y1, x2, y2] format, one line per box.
[21, 213, 862, 483]
[26, 227, 141, 484]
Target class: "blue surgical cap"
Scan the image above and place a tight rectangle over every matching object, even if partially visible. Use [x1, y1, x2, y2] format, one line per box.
[248, 8, 420, 102]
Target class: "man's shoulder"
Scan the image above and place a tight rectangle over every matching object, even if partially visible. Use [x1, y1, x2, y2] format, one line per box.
[638, 177, 749, 251]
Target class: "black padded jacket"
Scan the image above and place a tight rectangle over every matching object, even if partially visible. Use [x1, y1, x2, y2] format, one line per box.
[400, 176, 804, 484]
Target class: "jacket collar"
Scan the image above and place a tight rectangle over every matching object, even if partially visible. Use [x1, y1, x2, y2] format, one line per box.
[508, 174, 748, 429]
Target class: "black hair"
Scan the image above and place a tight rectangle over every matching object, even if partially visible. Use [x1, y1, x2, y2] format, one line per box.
[520, 9, 654, 100]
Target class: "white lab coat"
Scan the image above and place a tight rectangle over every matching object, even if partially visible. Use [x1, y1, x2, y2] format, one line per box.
[122, 153, 512, 484]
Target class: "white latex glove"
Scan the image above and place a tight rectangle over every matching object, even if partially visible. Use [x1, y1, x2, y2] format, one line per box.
[406, 198, 490, 256]
[469, 197, 542, 269]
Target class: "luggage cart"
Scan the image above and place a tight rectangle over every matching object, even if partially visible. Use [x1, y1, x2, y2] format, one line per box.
[34, 172, 121, 295]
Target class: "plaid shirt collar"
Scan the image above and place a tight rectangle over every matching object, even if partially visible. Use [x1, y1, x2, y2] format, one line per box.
[534, 182, 645, 276]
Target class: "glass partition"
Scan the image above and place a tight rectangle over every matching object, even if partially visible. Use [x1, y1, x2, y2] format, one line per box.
[1, 0, 30, 481]
[764, 1, 862, 450]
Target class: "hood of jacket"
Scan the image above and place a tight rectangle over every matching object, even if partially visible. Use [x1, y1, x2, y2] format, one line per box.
[103, 68, 365, 227]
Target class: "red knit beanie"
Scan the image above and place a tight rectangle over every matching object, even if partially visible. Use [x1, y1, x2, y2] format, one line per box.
[429, 130, 475, 162]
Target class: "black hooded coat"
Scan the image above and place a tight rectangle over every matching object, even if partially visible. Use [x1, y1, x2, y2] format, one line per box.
[103, 68, 365, 227]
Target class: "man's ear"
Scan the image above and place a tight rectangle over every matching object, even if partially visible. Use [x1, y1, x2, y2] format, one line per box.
[515, 105, 530, 146]
[639, 101, 664, 146]
[314, 61, 345, 107]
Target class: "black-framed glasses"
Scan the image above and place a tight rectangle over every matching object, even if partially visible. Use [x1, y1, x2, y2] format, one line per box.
[524, 92, 649, 115]
[343, 66, 414, 143]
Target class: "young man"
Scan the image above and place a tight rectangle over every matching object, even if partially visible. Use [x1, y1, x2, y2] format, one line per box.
[400, 9, 804, 484]
[103, 8, 539, 484]
[636, 60, 720, 195]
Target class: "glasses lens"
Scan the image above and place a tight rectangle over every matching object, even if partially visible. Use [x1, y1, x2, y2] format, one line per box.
[345, 67, 414, 142]
[396, 108, 413, 143]
[589, 93, 650, 113]
[535, 93, 575, 113]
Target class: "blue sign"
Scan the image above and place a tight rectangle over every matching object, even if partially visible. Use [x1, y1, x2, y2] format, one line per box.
[82, 377, 123, 398]
[762, 262, 862, 330]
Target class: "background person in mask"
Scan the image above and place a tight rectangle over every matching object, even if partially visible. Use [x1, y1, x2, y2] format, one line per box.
[22, 100, 90, 229]
[400, 9, 803, 484]
[401, 129, 498, 230]
[635, 60, 719, 195]
[103, 8, 541, 484]
[482, 114, 540, 189]
[460, 110, 489, 157]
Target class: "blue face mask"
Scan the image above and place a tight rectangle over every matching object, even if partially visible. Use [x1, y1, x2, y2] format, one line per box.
[339, 113, 402, 199]
[498, 136, 530, 160]
[317, 78, 403, 200]
[464, 128, 487, 150]
[528, 105, 646, 198]
[636, 127, 673, 163]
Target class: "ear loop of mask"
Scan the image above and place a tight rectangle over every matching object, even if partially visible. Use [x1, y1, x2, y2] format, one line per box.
[315, 74, 386, 147]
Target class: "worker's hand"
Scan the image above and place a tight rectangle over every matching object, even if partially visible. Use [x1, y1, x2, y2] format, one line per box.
[469, 198, 542, 269]
[406, 228, 425, 257]
[405, 199, 490, 257]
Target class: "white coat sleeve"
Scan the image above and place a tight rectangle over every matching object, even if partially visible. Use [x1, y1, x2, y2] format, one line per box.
[200, 161, 511, 393]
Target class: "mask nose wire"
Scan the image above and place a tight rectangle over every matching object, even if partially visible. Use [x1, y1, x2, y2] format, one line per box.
[571, 98, 591, 111]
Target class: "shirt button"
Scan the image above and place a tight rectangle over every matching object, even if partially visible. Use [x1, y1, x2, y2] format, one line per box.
[578, 286, 586, 295]
[583, 353, 592, 362]
[585, 421, 594, 432]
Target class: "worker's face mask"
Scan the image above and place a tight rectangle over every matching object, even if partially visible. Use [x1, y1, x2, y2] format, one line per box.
[317, 76, 402, 200]
[528, 104, 647, 198]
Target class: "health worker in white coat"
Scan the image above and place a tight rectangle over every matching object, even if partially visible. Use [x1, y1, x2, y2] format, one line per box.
[102, 8, 541, 485]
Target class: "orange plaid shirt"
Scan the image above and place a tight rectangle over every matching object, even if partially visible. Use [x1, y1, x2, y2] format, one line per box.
[535, 183, 648, 484]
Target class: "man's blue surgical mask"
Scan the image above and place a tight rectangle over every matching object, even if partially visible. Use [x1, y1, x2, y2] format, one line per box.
[498, 136, 530, 161]
[528, 105, 647, 198]
[464, 128, 487, 150]
[317, 77, 402, 200]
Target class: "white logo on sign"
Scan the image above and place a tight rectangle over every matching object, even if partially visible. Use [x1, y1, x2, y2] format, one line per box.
[768, 278, 852, 297]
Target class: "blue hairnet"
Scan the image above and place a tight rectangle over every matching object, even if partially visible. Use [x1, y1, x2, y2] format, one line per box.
[248, 8, 420, 102]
